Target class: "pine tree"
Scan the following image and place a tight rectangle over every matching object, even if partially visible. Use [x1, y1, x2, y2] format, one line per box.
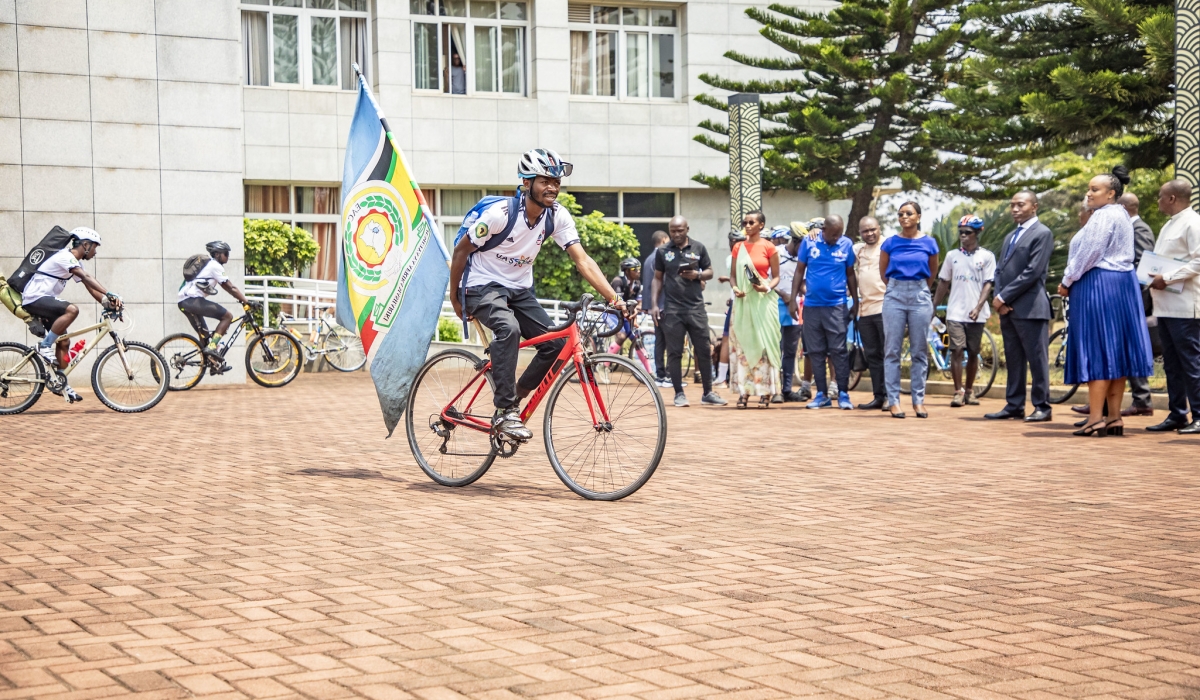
[929, 0, 1174, 192]
[693, 0, 966, 233]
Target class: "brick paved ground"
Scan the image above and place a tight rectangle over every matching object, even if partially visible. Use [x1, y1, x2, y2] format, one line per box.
[3, 372, 1200, 700]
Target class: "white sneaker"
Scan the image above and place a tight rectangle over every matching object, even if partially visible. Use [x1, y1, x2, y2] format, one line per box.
[36, 344, 57, 367]
[655, 378, 672, 388]
[63, 385, 82, 403]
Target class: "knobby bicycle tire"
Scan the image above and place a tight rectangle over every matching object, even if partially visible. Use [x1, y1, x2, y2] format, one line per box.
[246, 331, 302, 388]
[405, 348, 497, 486]
[0, 342, 47, 415]
[1047, 328, 1079, 404]
[154, 333, 206, 391]
[91, 341, 169, 413]
[543, 353, 666, 501]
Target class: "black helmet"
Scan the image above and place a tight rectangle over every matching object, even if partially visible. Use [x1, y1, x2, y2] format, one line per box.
[620, 257, 640, 271]
[206, 240, 231, 256]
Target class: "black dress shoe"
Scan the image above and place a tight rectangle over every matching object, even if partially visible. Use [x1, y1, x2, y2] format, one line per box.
[1178, 420, 1200, 435]
[1146, 416, 1190, 432]
[985, 408, 1026, 420]
[1024, 409, 1052, 422]
[1071, 404, 1089, 415]
[857, 397, 885, 410]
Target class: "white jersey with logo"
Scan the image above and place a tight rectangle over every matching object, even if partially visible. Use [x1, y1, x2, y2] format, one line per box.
[178, 259, 229, 302]
[21, 248, 82, 305]
[464, 199, 580, 289]
[938, 248, 997, 323]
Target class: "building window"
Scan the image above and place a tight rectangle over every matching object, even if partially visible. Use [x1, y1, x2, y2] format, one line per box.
[568, 4, 677, 100]
[569, 190, 676, 255]
[244, 183, 341, 281]
[411, 0, 528, 96]
[240, 0, 369, 89]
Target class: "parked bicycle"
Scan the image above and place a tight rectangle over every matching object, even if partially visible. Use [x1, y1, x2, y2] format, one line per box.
[405, 293, 667, 501]
[900, 308, 998, 398]
[0, 306, 168, 414]
[275, 310, 366, 373]
[154, 310, 302, 390]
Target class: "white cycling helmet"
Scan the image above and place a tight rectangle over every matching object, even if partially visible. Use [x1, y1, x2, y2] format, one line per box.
[70, 227, 102, 245]
[517, 148, 572, 180]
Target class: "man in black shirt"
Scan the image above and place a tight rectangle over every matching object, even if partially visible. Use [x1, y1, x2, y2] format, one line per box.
[651, 216, 726, 407]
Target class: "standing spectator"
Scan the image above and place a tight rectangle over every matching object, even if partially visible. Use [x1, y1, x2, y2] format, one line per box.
[788, 215, 858, 409]
[933, 215, 997, 407]
[773, 226, 804, 402]
[1147, 179, 1200, 434]
[651, 216, 726, 407]
[730, 210, 782, 408]
[1057, 167, 1154, 437]
[643, 230, 670, 386]
[880, 201, 939, 418]
[985, 191, 1055, 423]
[853, 216, 887, 410]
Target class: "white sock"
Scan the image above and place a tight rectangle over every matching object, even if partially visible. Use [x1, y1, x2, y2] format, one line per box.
[716, 362, 728, 382]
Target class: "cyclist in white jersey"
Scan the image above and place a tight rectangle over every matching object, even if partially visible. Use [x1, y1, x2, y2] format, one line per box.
[449, 148, 627, 441]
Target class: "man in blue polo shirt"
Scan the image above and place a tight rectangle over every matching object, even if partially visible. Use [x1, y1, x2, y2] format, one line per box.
[787, 215, 858, 409]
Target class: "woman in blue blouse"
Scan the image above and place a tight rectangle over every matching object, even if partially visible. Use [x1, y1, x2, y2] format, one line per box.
[879, 201, 940, 418]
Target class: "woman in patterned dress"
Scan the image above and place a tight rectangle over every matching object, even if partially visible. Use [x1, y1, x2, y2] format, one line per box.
[729, 210, 782, 408]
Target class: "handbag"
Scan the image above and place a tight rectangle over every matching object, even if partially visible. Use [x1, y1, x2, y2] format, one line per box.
[849, 329, 869, 373]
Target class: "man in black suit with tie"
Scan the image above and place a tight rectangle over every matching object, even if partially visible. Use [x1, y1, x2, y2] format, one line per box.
[986, 191, 1054, 422]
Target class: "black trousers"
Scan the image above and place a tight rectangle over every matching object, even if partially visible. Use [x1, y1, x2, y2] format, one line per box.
[1000, 314, 1050, 412]
[780, 325, 802, 392]
[662, 306, 712, 395]
[1159, 317, 1200, 422]
[465, 284, 565, 409]
[654, 315, 667, 380]
[802, 305, 850, 395]
[857, 312, 886, 401]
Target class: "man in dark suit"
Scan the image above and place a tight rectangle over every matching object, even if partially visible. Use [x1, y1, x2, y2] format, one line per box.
[986, 191, 1054, 422]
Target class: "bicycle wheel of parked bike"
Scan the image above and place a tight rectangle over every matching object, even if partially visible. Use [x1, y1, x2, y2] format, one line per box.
[154, 333, 206, 391]
[543, 353, 666, 501]
[405, 349, 497, 487]
[245, 331, 302, 388]
[973, 330, 999, 398]
[0, 342, 46, 415]
[321, 327, 366, 372]
[91, 341, 169, 413]
[1047, 328, 1079, 404]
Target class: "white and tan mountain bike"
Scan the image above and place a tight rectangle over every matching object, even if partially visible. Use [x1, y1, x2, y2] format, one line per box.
[0, 306, 169, 414]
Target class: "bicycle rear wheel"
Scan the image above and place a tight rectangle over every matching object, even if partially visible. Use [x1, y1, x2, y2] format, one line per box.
[91, 341, 169, 413]
[1047, 328, 1079, 404]
[321, 327, 366, 372]
[0, 342, 46, 415]
[154, 333, 206, 391]
[974, 330, 999, 398]
[405, 349, 496, 486]
[543, 353, 666, 500]
[246, 331, 302, 388]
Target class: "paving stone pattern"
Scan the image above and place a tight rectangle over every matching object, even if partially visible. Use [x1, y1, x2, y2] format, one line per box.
[3, 373, 1200, 699]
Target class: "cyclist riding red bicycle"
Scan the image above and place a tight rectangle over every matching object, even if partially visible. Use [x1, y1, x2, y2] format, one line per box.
[449, 148, 627, 442]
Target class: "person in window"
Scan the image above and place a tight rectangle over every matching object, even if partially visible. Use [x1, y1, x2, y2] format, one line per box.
[451, 52, 466, 94]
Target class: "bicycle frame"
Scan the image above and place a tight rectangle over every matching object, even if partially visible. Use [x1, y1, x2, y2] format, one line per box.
[0, 313, 141, 388]
[438, 321, 611, 434]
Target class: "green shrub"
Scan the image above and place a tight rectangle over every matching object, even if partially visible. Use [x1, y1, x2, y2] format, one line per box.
[533, 193, 640, 302]
[437, 316, 463, 343]
[244, 219, 319, 277]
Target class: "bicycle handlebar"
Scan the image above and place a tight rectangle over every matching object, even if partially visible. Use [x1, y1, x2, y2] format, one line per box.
[546, 294, 594, 333]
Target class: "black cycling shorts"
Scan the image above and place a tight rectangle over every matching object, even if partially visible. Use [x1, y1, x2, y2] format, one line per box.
[23, 296, 71, 325]
[178, 296, 228, 334]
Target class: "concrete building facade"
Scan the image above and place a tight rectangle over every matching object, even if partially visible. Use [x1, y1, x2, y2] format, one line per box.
[2, 0, 840, 371]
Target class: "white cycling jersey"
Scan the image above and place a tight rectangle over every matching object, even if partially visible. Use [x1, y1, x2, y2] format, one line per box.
[464, 198, 580, 290]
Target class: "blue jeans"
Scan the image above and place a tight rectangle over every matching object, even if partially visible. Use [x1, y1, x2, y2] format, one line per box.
[883, 279, 933, 407]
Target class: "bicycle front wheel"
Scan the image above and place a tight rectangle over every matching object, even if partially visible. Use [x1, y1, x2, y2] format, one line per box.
[320, 327, 366, 372]
[974, 330, 999, 398]
[91, 341, 169, 413]
[246, 331, 302, 388]
[154, 333, 206, 390]
[405, 349, 496, 486]
[0, 342, 46, 415]
[543, 353, 666, 501]
[1047, 328, 1079, 404]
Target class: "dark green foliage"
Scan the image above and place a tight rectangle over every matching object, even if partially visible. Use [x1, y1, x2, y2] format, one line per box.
[693, 0, 967, 233]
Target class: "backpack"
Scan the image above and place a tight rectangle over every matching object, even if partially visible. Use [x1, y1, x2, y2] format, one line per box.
[6, 225, 75, 294]
[0, 275, 47, 337]
[183, 254, 211, 282]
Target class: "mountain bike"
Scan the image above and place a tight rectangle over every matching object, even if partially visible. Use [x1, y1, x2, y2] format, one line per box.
[154, 310, 302, 390]
[275, 310, 366, 372]
[901, 310, 998, 398]
[405, 294, 668, 501]
[0, 306, 168, 414]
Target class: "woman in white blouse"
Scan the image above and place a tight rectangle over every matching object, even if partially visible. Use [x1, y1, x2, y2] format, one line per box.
[1057, 166, 1154, 437]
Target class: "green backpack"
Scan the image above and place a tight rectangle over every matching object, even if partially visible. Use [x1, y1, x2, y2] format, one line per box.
[0, 274, 46, 337]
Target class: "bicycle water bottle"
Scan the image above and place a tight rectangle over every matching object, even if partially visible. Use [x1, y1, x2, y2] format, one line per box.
[65, 340, 86, 364]
[931, 317, 947, 334]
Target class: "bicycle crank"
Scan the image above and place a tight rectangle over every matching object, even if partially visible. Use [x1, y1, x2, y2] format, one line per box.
[490, 433, 521, 458]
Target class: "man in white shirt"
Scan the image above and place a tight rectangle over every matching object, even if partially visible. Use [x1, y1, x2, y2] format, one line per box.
[933, 216, 996, 407]
[1146, 179, 1200, 434]
[178, 241, 253, 370]
[449, 148, 626, 441]
[20, 227, 121, 401]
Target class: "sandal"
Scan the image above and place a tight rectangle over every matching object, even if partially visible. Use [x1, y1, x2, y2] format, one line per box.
[1072, 420, 1107, 437]
[758, 395, 771, 408]
[736, 395, 749, 410]
[1104, 419, 1125, 436]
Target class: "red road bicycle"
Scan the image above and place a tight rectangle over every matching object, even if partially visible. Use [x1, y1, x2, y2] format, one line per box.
[405, 294, 668, 500]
